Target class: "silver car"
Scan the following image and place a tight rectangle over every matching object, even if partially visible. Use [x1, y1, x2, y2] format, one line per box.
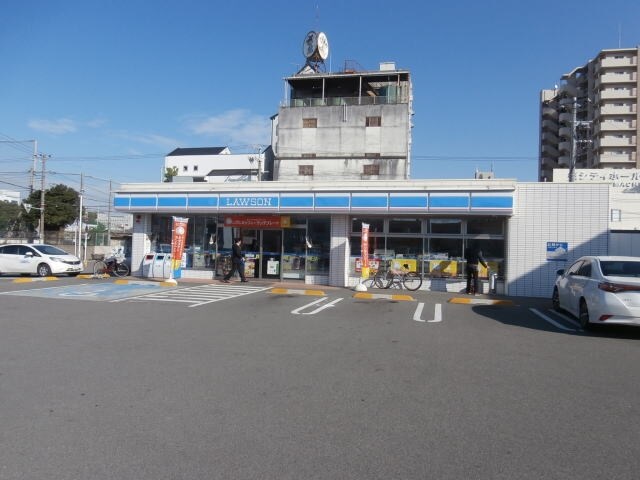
[0, 243, 83, 277]
[552, 255, 640, 329]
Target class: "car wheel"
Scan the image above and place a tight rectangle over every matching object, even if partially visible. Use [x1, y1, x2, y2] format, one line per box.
[552, 288, 561, 311]
[579, 299, 591, 330]
[37, 263, 52, 277]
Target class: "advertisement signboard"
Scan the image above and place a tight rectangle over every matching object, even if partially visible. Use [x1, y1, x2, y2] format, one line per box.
[361, 223, 370, 279]
[171, 217, 189, 278]
[547, 242, 568, 261]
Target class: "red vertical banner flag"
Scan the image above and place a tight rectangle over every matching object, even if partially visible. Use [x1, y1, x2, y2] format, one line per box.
[170, 217, 189, 279]
[361, 222, 370, 279]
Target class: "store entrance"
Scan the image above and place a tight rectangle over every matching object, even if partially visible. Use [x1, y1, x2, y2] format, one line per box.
[260, 230, 282, 280]
[242, 229, 282, 280]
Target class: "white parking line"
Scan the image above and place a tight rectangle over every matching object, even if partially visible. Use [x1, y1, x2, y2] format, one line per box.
[114, 284, 270, 307]
[291, 297, 327, 314]
[529, 308, 578, 332]
[547, 309, 582, 328]
[291, 297, 343, 315]
[413, 302, 442, 323]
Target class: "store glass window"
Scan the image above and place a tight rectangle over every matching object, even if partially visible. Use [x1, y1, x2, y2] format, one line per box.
[467, 217, 504, 235]
[389, 218, 422, 234]
[307, 217, 330, 275]
[351, 217, 384, 233]
[429, 219, 461, 234]
[427, 238, 463, 259]
[464, 239, 506, 277]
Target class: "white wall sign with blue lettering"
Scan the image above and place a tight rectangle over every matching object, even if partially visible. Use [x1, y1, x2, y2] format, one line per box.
[547, 242, 568, 261]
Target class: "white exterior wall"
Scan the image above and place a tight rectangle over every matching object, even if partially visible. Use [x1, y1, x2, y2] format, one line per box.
[609, 232, 640, 256]
[329, 215, 350, 287]
[165, 153, 257, 181]
[552, 168, 640, 231]
[131, 213, 153, 276]
[507, 183, 609, 298]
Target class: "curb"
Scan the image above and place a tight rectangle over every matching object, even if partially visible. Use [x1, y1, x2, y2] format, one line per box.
[12, 276, 59, 283]
[270, 288, 326, 296]
[353, 292, 415, 302]
[448, 297, 514, 305]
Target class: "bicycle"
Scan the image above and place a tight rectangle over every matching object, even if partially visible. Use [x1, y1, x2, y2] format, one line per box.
[374, 261, 422, 291]
[93, 255, 130, 277]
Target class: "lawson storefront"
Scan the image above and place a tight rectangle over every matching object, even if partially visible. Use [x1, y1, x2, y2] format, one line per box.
[113, 179, 515, 291]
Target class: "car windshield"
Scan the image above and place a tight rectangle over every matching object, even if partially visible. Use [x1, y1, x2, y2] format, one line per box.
[600, 260, 640, 278]
[32, 245, 69, 256]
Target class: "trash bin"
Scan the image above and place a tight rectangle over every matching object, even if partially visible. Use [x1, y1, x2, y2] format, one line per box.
[141, 253, 155, 278]
[146, 253, 172, 279]
[489, 271, 498, 294]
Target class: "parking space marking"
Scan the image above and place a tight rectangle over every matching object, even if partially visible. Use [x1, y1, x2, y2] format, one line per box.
[0, 281, 168, 301]
[291, 297, 343, 315]
[547, 309, 582, 329]
[529, 308, 579, 332]
[413, 302, 442, 323]
[117, 283, 270, 307]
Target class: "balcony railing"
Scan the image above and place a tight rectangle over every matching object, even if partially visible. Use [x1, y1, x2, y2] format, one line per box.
[283, 95, 406, 108]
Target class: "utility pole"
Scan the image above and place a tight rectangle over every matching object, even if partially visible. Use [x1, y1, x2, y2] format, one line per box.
[77, 173, 84, 259]
[30, 140, 37, 195]
[38, 153, 50, 243]
[569, 97, 577, 182]
[107, 179, 112, 246]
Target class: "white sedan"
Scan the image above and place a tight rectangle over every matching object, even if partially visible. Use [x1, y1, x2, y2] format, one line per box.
[0, 243, 83, 277]
[552, 255, 640, 329]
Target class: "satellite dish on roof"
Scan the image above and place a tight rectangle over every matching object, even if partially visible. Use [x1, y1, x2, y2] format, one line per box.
[302, 31, 329, 68]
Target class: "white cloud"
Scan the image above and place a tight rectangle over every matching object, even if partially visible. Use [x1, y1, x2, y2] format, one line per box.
[184, 109, 270, 146]
[116, 132, 181, 149]
[28, 118, 77, 134]
[87, 117, 108, 128]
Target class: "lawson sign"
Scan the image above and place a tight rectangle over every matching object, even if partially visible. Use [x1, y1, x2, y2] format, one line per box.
[220, 195, 279, 208]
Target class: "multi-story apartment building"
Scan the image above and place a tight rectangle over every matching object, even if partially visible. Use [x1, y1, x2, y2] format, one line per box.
[539, 47, 639, 182]
[273, 61, 413, 181]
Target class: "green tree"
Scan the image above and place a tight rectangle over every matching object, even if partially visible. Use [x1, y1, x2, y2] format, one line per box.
[86, 211, 98, 224]
[164, 166, 178, 182]
[0, 200, 23, 232]
[23, 184, 80, 231]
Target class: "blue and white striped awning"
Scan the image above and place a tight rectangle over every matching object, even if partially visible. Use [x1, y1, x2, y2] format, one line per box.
[114, 190, 513, 215]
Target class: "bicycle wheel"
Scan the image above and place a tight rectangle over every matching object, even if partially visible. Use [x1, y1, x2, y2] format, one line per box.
[375, 270, 393, 289]
[402, 272, 422, 291]
[93, 260, 108, 276]
[114, 262, 130, 277]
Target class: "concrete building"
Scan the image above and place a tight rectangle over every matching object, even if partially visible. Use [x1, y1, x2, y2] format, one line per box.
[273, 61, 413, 181]
[0, 190, 21, 203]
[164, 147, 274, 183]
[114, 35, 636, 298]
[539, 47, 640, 182]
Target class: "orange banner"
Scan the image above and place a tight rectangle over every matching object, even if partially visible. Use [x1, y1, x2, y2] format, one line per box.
[171, 217, 189, 276]
[361, 223, 369, 278]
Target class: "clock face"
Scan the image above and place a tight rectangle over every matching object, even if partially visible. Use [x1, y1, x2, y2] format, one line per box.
[317, 32, 329, 60]
[303, 31, 317, 59]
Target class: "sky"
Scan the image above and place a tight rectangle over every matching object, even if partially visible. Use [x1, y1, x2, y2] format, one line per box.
[1, 0, 639, 213]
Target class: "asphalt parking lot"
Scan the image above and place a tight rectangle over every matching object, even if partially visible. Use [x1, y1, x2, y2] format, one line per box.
[1, 274, 639, 479]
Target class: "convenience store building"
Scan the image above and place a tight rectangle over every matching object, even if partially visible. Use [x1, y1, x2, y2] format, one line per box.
[113, 178, 612, 298]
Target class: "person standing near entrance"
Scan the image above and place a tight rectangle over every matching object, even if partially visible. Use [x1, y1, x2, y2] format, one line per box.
[464, 243, 487, 295]
[222, 238, 248, 283]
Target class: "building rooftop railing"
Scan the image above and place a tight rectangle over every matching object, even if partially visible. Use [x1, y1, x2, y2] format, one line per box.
[282, 95, 407, 108]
